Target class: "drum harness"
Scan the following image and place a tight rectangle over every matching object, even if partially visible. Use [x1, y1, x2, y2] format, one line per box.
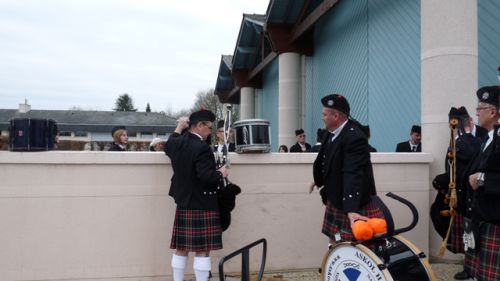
[368, 193, 424, 267]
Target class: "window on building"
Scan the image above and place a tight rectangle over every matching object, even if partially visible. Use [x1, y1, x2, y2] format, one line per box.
[60, 131, 72, 136]
[74, 131, 88, 137]
[141, 133, 153, 139]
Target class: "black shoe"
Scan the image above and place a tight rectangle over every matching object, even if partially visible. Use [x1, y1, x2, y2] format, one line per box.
[454, 270, 471, 280]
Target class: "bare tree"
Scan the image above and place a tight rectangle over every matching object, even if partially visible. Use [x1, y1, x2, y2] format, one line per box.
[163, 106, 191, 120]
[190, 89, 239, 124]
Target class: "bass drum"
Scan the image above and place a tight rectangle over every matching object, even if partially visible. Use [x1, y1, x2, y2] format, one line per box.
[9, 118, 58, 151]
[320, 235, 436, 281]
[233, 119, 271, 153]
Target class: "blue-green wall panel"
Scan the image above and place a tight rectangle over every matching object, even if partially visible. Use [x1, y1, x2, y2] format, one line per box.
[310, 0, 420, 152]
[262, 58, 279, 151]
[312, 0, 368, 135]
[478, 0, 500, 86]
[304, 56, 316, 142]
[368, 0, 421, 152]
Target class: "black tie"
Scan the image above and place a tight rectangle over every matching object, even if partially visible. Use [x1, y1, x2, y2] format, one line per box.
[411, 146, 416, 152]
[327, 133, 335, 144]
[480, 135, 489, 152]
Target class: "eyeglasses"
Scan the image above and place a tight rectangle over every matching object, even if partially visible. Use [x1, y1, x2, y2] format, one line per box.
[476, 106, 493, 112]
[202, 122, 213, 130]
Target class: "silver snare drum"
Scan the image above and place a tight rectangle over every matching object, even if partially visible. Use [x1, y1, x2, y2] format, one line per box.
[233, 119, 271, 153]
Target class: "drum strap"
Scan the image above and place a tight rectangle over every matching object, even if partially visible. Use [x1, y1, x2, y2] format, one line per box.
[370, 195, 395, 237]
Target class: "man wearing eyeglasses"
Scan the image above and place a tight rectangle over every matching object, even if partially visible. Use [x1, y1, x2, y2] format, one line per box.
[289, 128, 312, 152]
[462, 86, 500, 281]
[165, 110, 228, 281]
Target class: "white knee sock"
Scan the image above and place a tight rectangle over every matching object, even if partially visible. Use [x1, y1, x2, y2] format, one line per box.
[193, 256, 211, 281]
[171, 254, 188, 281]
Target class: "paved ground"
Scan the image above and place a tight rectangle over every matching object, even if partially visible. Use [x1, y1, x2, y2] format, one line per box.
[206, 263, 463, 281]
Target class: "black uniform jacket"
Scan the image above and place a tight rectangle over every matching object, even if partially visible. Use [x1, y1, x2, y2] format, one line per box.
[447, 132, 483, 214]
[395, 141, 421, 152]
[166, 132, 222, 211]
[313, 120, 377, 212]
[213, 143, 236, 153]
[467, 125, 500, 223]
[290, 142, 312, 152]
[108, 143, 126, 151]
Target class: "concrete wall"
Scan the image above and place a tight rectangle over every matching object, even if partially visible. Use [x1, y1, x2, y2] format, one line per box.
[0, 151, 432, 281]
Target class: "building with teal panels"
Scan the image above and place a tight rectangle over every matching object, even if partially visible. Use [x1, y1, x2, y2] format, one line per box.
[214, 0, 500, 261]
[215, 0, 500, 152]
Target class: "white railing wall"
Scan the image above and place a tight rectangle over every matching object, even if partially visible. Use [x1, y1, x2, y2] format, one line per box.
[0, 151, 432, 281]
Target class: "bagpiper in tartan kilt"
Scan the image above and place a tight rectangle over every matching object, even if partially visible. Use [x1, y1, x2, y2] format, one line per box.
[170, 207, 223, 252]
[322, 200, 384, 242]
[464, 221, 500, 281]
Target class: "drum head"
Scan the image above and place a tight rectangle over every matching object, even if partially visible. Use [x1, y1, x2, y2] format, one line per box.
[321, 242, 393, 281]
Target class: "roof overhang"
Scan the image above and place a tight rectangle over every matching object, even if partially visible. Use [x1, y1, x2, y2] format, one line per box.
[214, 0, 340, 104]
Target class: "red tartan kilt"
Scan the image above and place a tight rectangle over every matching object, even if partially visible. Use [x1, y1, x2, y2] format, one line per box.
[447, 214, 465, 253]
[464, 221, 500, 281]
[322, 200, 384, 242]
[170, 207, 223, 252]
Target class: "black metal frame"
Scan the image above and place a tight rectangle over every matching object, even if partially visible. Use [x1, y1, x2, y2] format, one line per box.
[218, 238, 267, 281]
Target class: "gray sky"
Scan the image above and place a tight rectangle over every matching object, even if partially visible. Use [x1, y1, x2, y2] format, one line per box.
[0, 0, 269, 112]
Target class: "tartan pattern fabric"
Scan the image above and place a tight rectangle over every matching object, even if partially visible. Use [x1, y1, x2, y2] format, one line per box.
[170, 207, 222, 252]
[322, 200, 384, 241]
[464, 221, 500, 281]
[447, 214, 465, 253]
[464, 247, 478, 278]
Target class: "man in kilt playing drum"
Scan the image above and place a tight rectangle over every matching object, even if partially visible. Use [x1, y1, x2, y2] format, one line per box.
[313, 94, 383, 245]
[165, 110, 228, 281]
[463, 86, 500, 281]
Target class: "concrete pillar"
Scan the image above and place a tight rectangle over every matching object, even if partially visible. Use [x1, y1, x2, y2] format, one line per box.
[239, 87, 255, 120]
[421, 0, 478, 260]
[278, 52, 301, 147]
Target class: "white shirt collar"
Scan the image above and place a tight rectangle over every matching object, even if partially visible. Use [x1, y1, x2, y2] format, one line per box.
[330, 120, 348, 142]
[483, 129, 494, 151]
[191, 132, 203, 140]
[217, 144, 224, 153]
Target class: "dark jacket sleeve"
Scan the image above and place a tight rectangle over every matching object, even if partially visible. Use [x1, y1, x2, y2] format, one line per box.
[342, 135, 370, 212]
[456, 133, 481, 162]
[289, 143, 300, 152]
[395, 142, 408, 152]
[313, 140, 328, 187]
[483, 127, 500, 195]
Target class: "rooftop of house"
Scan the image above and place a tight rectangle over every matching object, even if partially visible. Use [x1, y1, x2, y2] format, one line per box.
[0, 103, 177, 134]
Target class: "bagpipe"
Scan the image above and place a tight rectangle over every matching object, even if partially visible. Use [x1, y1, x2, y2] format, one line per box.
[429, 114, 461, 257]
[215, 105, 241, 231]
